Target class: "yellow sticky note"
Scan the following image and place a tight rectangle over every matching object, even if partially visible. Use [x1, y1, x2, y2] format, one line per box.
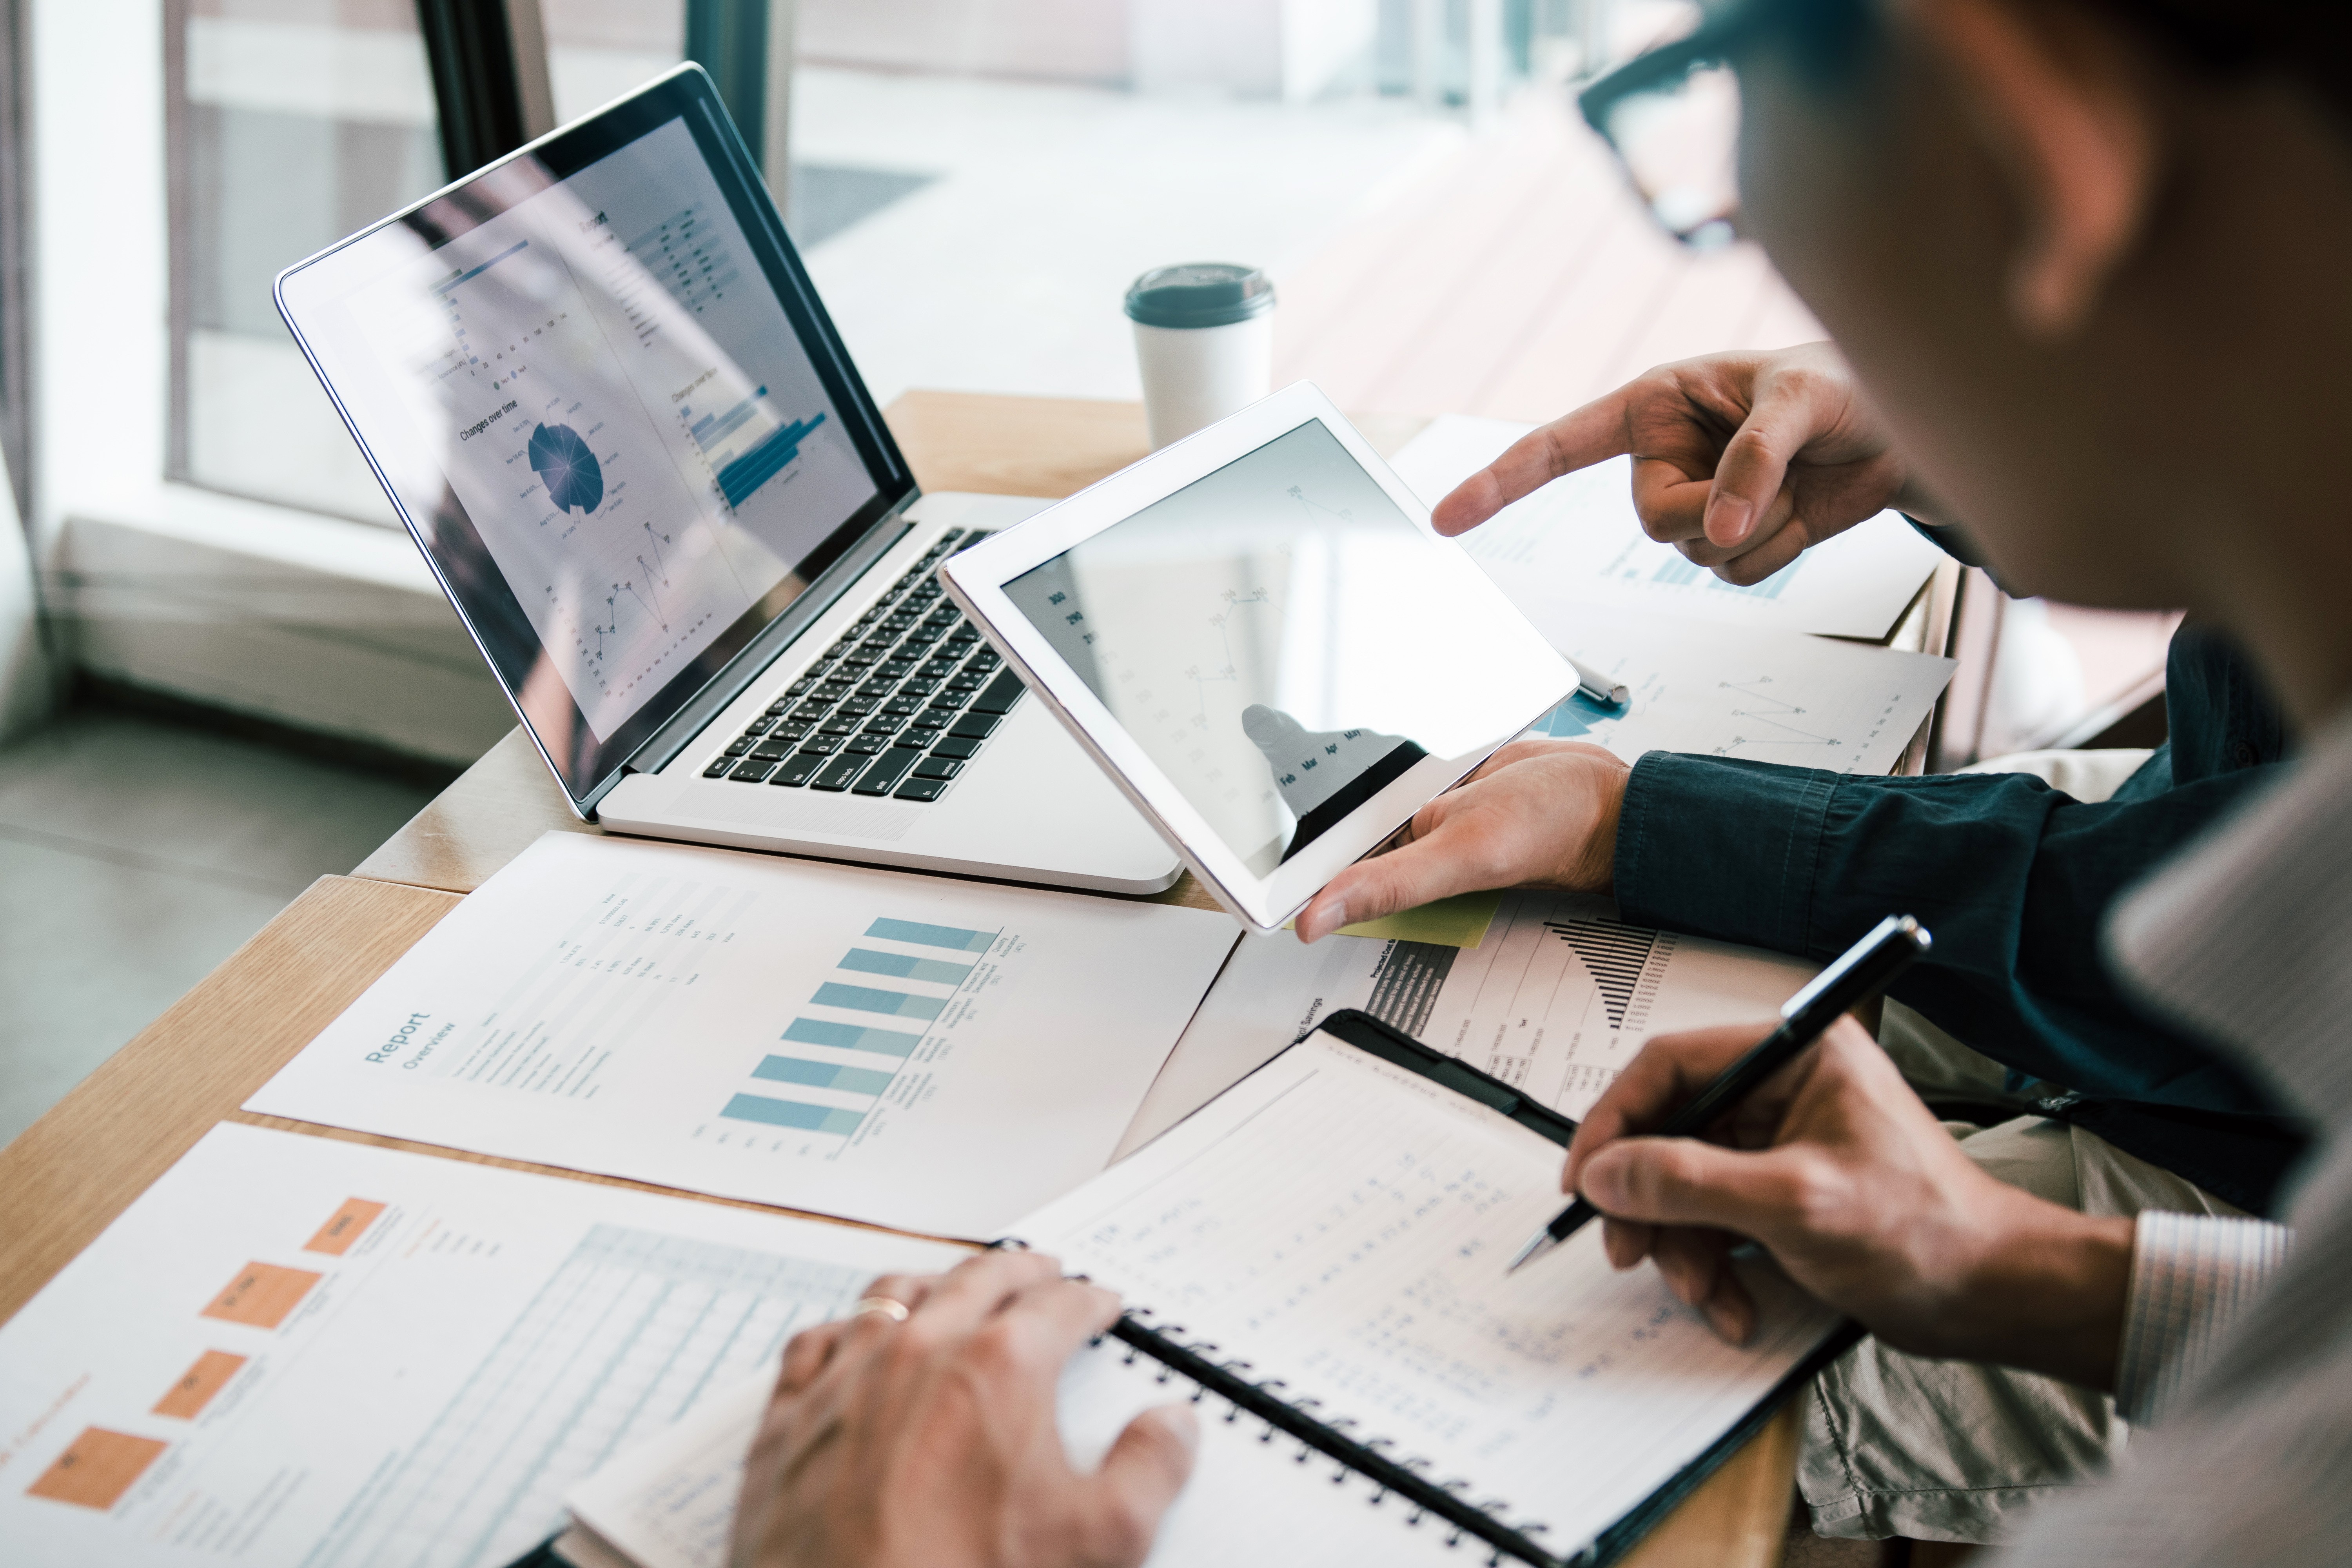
[1288, 889, 1502, 949]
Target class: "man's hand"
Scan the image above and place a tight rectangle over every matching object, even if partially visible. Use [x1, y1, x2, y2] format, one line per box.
[1434, 343, 1941, 585]
[1564, 1018, 2133, 1391]
[1294, 739, 1629, 943]
[732, 1251, 1196, 1568]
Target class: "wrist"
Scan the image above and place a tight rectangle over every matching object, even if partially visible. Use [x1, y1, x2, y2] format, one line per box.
[1574, 764, 1627, 894]
[1948, 1192, 2133, 1391]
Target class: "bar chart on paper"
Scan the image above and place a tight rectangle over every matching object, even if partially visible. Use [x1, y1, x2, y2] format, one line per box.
[248, 835, 1239, 1235]
[0, 1126, 965, 1568]
[720, 919, 1000, 1141]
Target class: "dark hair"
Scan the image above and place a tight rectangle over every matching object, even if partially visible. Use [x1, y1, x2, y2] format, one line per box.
[2089, 2, 2352, 114]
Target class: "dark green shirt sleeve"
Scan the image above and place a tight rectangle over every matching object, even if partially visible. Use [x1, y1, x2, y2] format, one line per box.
[1613, 751, 2286, 1118]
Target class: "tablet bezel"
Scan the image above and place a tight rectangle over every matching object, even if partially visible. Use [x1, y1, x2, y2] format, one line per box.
[940, 381, 1576, 933]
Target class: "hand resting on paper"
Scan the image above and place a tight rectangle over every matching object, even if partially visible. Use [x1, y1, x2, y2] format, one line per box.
[1293, 737, 1629, 943]
[731, 1250, 1196, 1568]
[1432, 341, 1952, 586]
[1563, 1016, 2134, 1392]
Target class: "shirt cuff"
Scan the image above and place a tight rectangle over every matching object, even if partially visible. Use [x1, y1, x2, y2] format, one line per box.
[2115, 1210, 2292, 1426]
[1613, 752, 1840, 956]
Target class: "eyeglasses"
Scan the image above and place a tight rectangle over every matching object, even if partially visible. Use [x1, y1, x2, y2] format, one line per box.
[1578, 0, 1860, 249]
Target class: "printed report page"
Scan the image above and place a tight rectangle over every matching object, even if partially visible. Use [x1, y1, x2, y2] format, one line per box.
[0, 1125, 963, 1568]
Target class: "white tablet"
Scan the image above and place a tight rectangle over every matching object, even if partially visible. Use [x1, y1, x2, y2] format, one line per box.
[941, 382, 1576, 933]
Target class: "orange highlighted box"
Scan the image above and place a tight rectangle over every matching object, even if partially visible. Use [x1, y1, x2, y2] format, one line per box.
[152, 1350, 247, 1420]
[27, 1427, 168, 1510]
[201, 1262, 322, 1330]
[303, 1197, 387, 1257]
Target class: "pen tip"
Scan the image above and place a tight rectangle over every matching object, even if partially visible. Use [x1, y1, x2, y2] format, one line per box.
[1505, 1230, 1554, 1275]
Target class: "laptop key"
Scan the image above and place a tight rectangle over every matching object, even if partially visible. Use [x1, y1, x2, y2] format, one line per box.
[773, 720, 812, 742]
[724, 738, 753, 757]
[797, 735, 840, 756]
[913, 756, 962, 781]
[819, 717, 859, 737]
[811, 754, 866, 791]
[925, 687, 969, 712]
[728, 758, 775, 782]
[853, 747, 926, 796]
[929, 735, 982, 760]
[770, 753, 824, 787]
[893, 776, 950, 802]
[792, 698, 834, 719]
[844, 735, 886, 756]
[837, 697, 878, 717]
[947, 713, 1000, 741]
[969, 671, 1026, 715]
[750, 739, 794, 762]
[702, 757, 735, 778]
[863, 715, 904, 736]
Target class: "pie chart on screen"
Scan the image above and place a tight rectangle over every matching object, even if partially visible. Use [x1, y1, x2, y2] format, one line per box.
[530, 421, 604, 514]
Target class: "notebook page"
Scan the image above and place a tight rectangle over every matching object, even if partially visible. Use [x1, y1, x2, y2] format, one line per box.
[563, 1340, 1467, 1568]
[1016, 1033, 1838, 1558]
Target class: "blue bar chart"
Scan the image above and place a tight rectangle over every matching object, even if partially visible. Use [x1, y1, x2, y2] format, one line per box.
[722, 918, 1001, 1138]
[1649, 552, 1797, 601]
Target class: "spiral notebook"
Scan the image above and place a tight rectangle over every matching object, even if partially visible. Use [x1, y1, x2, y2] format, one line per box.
[555, 1012, 1851, 1568]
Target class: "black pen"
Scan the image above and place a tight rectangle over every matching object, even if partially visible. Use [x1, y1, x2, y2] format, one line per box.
[1506, 913, 1933, 1274]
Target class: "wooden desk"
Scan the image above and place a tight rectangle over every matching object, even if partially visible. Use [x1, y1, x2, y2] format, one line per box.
[0, 390, 1800, 1568]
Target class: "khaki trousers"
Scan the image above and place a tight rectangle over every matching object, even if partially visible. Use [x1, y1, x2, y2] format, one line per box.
[1797, 1006, 2243, 1543]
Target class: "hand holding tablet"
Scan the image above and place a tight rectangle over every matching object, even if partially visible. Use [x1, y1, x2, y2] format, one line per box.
[941, 383, 1576, 933]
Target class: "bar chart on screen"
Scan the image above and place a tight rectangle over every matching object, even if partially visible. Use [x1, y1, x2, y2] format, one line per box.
[248, 834, 1238, 1236]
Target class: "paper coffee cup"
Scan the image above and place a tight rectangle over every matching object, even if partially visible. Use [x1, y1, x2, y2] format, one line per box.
[1125, 263, 1276, 449]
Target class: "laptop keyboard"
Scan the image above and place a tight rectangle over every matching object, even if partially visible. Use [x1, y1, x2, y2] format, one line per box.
[697, 528, 1024, 803]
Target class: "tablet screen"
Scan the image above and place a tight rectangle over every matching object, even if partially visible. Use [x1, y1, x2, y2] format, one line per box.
[1004, 418, 1498, 878]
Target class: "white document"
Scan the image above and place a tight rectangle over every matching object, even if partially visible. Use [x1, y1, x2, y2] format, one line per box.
[247, 833, 1239, 1238]
[1125, 889, 1814, 1153]
[1520, 603, 1952, 775]
[1391, 414, 1945, 641]
[560, 1330, 1468, 1568]
[1025, 1035, 1839, 1564]
[563, 1033, 1836, 1568]
[0, 1124, 965, 1568]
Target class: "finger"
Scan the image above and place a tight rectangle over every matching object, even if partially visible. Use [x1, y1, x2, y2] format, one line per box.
[1649, 1228, 1757, 1343]
[1295, 817, 1496, 943]
[1566, 1024, 1773, 1187]
[840, 1270, 946, 1343]
[1705, 517, 1811, 587]
[1702, 396, 1816, 549]
[910, 1249, 1065, 1337]
[1630, 459, 1711, 545]
[1082, 1405, 1201, 1566]
[1430, 393, 1640, 536]
[778, 1319, 852, 1392]
[1578, 1136, 1824, 1244]
[1601, 1216, 1656, 1271]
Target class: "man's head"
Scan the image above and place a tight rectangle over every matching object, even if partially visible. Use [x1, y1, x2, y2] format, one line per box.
[1721, 0, 2352, 719]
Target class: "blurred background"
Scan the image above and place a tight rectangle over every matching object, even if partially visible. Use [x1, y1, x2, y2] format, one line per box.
[0, 0, 2171, 1145]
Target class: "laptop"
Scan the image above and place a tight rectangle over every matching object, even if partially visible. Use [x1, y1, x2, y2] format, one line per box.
[275, 65, 1181, 895]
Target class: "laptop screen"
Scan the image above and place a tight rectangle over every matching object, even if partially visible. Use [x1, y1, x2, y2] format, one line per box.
[278, 68, 912, 804]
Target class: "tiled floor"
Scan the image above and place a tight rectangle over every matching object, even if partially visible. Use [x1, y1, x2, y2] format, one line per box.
[0, 707, 441, 1147]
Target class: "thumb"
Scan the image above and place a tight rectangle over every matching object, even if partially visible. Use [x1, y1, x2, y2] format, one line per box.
[1578, 1136, 1812, 1242]
[1085, 1404, 1199, 1565]
[1703, 405, 1807, 549]
[1295, 827, 1486, 943]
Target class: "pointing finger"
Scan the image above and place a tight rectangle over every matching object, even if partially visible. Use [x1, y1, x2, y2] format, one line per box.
[1430, 391, 1641, 537]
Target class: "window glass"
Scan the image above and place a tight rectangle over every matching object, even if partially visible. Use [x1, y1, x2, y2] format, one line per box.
[779, 0, 1816, 421]
[540, 0, 686, 126]
[171, 0, 445, 523]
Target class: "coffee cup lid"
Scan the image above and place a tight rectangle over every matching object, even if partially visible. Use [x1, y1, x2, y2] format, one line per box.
[1123, 263, 1276, 329]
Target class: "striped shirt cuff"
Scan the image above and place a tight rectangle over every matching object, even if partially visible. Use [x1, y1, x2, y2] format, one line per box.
[2116, 1210, 2292, 1426]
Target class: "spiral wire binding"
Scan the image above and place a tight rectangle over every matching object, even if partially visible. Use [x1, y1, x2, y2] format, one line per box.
[1109, 1308, 1562, 1568]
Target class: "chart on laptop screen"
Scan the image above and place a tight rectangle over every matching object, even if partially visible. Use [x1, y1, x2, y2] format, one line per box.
[350, 117, 874, 740]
